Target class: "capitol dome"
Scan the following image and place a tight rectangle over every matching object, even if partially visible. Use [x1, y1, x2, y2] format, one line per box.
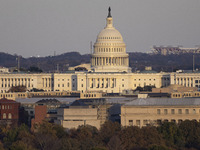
[97, 28, 123, 42]
[91, 7, 131, 73]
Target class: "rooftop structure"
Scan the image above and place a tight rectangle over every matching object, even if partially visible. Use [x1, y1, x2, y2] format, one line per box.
[152, 46, 200, 55]
[91, 7, 131, 73]
[121, 97, 200, 127]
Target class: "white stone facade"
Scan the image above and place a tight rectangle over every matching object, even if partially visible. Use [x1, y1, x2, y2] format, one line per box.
[2, 8, 198, 94]
[91, 9, 131, 73]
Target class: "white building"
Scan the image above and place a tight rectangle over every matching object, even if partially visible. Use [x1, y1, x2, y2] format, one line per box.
[0, 8, 172, 94]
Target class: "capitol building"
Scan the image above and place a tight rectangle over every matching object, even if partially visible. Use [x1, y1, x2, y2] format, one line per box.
[0, 8, 200, 94]
[91, 7, 131, 73]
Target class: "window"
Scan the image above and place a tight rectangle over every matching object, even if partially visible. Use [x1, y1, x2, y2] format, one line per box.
[171, 119, 176, 123]
[171, 109, 175, 114]
[178, 109, 182, 114]
[185, 109, 189, 114]
[136, 120, 140, 126]
[157, 120, 162, 125]
[3, 113, 6, 119]
[129, 120, 133, 126]
[164, 109, 168, 114]
[143, 120, 148, 125]
[157, 109, 161, 114]
[193, 109, 196, 114]
[8, 113, 12, 119]
[178, 119, 183, 124]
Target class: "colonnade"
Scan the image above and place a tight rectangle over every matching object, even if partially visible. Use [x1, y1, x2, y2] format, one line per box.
[174, 77, 197, 87]
[0, 78, 32, 88]
[42, 78, 52, 88]
[87, 78, 117, 89]
[91, 57, 128, 66]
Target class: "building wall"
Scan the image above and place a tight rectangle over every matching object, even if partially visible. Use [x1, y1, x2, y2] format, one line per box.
[121, 105, 200, 127]
[0, 73, 53, 93]
[171, 72, 200, 88]
[0, 72, 170, 94]
[0, 100, 20, 123]
[54, 73, 74, 91]
[56, 107, 101, 129]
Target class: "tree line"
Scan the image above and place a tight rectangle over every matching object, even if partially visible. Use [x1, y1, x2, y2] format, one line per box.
[0, 120, 200, 150]
[1, 52, 200, 72]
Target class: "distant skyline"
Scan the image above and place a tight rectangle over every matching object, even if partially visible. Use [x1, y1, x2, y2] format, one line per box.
[0, 0, 200, 57]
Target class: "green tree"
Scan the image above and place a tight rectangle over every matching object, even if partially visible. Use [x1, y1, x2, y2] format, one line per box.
[179, 120, 200, 149]
[7, 86, 27, 92]
[158, 122, 184, 148]
[98, 121, 121, 145]
[28, 66, 43, 73]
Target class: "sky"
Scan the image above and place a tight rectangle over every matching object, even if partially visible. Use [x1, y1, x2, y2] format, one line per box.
[0, 0, 200, 58]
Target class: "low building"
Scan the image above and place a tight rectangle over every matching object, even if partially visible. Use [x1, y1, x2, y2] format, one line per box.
[152, 85, 197, 93]
[121, 98, 200, 127]
[171, 72, 200, 89]
[0, 67, 9, 73]
[68, 63, 91, 71]
[171, 91, 200, 98]
[31, 105, 47, 130]
[0, 98, 20, 125]
[55, 98, 111, 129]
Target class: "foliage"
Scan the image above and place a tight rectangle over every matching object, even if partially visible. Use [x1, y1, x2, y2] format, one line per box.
[7, 86, 27, 93]
[0, 120, 200, 149]
[135, 86, 155, 92]
[30, 88, 44, 92]
[28, 66, 43, 73]
[1, 52, 200, 72]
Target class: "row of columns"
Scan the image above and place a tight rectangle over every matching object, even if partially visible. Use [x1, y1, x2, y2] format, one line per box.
[87, 78, 116, 88]
[42, 78, 52, 88]
[0, 78, 31, 88]
[174, 77, 197, 87]
[95, 47, 124, 53]
[92, 57, 128, 66]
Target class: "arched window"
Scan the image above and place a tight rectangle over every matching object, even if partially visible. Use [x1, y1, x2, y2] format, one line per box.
[3, 113, 6, 119]
[8, 113, 12, 119]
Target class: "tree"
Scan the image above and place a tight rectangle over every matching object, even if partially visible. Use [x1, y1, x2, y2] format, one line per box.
[98, 121, 121, 145]
[179, 120, 200, 149]
[7, 86, 27, 92]
[107, 135, 124, 150]
[30, 88, 44, 92]
[28, 66, 43, 73]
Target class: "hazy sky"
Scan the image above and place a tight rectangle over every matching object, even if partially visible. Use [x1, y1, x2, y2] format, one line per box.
[0, 0, 200, 57]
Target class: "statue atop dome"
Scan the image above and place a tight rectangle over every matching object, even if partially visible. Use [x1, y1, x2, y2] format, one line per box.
[107, 7, 112, 18]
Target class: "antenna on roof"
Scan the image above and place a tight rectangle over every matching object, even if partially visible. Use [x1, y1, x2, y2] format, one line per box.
[193, 55, 195, 72]
[90, 41, 93, 54]
[57, 64, 59, 73]
[16, 56, 21, 72]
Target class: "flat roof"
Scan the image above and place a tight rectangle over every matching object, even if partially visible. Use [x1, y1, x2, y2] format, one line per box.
[124, 98, 200, 106]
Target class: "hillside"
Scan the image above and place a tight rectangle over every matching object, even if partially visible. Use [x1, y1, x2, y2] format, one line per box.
[0, 52, 199, 72]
